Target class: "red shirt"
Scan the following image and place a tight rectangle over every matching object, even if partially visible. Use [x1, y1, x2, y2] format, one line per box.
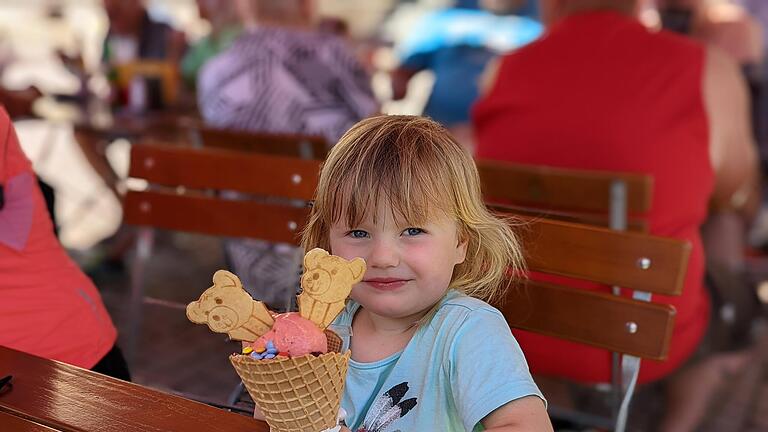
[0, 107, 117, 368]
[473, 11, 712, 384]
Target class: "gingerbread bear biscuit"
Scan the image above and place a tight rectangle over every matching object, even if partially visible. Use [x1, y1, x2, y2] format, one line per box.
[298, 248, 366, 329]
[186, 270, 274, 342]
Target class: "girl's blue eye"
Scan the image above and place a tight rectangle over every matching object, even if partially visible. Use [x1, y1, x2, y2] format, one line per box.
[404, 227, 424, 236]
[348, 230, 369, 239]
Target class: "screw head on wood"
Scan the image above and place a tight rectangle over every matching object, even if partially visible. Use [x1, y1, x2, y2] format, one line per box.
[626, 322, 638, 334]
[637, 257, 651, 270]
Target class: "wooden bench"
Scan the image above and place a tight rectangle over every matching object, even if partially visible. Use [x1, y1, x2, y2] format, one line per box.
[477, 160, 672, 431]
[502, 217, 689, 431]
[123, 143, 321, 365]
[477, 159, 652, 232]
[189, 126, 329, 159]
[505, 217, 688, 358]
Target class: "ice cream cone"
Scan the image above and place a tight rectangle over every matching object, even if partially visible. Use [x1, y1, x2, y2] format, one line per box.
[230, 330, 349, 432]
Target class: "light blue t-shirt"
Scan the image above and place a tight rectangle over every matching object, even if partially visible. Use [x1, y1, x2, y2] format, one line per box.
[329, 290, 544, 432]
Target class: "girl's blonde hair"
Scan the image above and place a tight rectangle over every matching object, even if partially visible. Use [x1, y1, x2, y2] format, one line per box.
[301, 115, 524, 304]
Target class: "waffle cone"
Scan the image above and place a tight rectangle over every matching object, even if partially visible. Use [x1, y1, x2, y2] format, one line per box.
[230, 330, 349, 432]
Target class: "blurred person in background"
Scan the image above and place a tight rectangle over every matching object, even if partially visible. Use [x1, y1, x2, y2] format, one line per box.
[70, 0, 189, 278]
[734, 0, 768, 190]
[654, 0, 765, 326]
[180, 0, 241, 90]
[472, 0, 759, 430]
[389, 0, 542, 151]
[197, 0, 377, 311]
[73, 0, 188, 201]
[655, 0, 763, 66]
[101, 0, 187, 105]
[456, 0, 541, 18]
[0, 106, 130, 381]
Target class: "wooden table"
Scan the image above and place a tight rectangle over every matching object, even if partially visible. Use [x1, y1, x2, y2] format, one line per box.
[0, 346, 268, 431]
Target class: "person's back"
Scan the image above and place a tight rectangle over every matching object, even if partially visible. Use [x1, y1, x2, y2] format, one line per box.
[198, 27, 376, 143]
[473, 10, 711, 384]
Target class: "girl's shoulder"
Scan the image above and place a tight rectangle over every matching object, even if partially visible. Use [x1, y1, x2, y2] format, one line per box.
[435, 290, 505, 322]
[422, 291, 511, 344]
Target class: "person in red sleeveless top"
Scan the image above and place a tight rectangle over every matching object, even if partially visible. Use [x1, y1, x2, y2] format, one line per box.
[0, 107, 129, 380]
[472, 0, 759, 430]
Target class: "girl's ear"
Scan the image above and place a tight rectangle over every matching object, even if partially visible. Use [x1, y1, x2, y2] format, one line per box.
[455, 237, 468, 265]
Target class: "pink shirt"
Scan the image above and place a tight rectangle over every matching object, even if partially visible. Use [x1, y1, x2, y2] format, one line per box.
[0, 107, 117, 368]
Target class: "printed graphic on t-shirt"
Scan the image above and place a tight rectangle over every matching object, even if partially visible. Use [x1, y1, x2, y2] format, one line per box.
[356, 382, 417, 432]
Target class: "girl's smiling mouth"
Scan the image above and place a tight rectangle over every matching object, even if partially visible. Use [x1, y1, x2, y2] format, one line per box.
[364, 278, 411, 291]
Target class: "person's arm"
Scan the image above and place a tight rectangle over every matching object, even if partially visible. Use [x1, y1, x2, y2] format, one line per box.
[481, 395, 552, 432]
[390, 49, 433, 101]
[166, 29, 188, 64]
[704, 45, 760, 220]
[477, 57, 501, 98]
[390, 66, 420, 100]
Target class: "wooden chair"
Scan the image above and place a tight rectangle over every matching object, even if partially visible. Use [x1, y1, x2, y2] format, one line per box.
[477, 160, 653, 232]
[477, 160, 660, 429]
[188, 126, 329, 160]
[500, 217, 690, 431]
[123, 143, 321, 367]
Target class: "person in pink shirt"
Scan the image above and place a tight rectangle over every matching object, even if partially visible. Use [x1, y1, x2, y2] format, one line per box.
[0, 106, 129, 380]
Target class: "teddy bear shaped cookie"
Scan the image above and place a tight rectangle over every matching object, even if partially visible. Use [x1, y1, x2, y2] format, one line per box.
[186, 269, 274, 341]
[187, 248, 365, 340]
[299, 248, 366, 329]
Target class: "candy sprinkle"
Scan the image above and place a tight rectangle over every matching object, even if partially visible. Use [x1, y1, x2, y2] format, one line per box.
[254, 345, 266, 354]
[242, 346, 254, 355]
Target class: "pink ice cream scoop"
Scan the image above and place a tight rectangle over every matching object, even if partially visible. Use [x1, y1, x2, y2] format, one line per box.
[251, 312, 328, 357]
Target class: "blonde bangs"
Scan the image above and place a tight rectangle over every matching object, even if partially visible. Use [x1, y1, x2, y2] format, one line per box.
[326, 143, 456, 230]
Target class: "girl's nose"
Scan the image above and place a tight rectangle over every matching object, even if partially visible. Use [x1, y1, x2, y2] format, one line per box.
[368, 238, 399, 268]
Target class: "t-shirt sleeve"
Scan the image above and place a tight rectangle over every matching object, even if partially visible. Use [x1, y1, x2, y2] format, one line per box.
[449, 307, 545, 431]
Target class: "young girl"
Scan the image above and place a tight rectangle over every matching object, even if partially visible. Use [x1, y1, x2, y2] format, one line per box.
[301, 115, 552, 431]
